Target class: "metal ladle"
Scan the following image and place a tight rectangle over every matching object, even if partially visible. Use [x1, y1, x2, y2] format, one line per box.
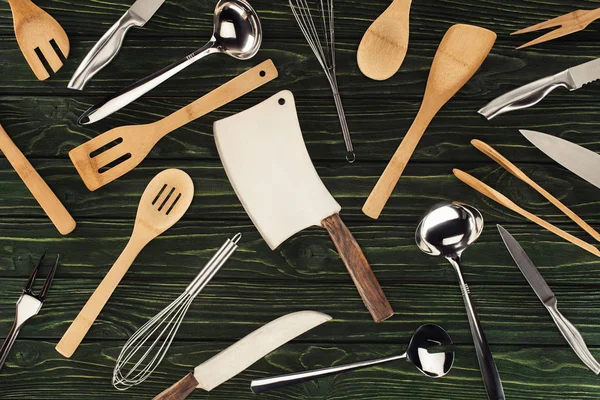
[79, 0, 262, 125]
[250, 324, 454, 394]
[416, 202, 505, 400]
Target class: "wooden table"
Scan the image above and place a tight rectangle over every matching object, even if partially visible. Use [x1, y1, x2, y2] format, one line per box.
[1, 0, 600, 398]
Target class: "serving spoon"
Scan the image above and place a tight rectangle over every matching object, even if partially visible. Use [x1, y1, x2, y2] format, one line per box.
[79, 0, 262, 125]
[250, 324, 454, 394]
[416, 202, 505, 400]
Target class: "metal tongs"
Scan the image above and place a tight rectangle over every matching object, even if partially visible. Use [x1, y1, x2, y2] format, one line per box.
[0, 253, 59, 369]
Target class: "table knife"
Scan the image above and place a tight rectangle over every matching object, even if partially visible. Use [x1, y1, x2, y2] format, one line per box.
[68, 0, 166, 90]
[152, 311, 331, 399]
[498, 225, 600, 374]
[479, 58, 600, 119]
[520, 129, 600, 190]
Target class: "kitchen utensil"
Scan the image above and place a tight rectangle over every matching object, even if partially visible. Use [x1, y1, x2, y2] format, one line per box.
[7, 0, 69, 80]
[0, 124, 76, 235]
[78, 0, 262, 125]
[214, 90, 393, 323]
[68, 0, 167, 90]
[498, 225, 600, 374]
[357, 0, 411, 81]
[250, 323, 454, 394]
[521, 129, 600, 190]
[153, 311, 331, 399]
[113, 233, 242, 390]
[472, 139, 600, 242]
[69, 60, 277, 191]
[289, 0, 354, 162]
[55, 169, 194, 358]
[453, 169, 600, 257]
[0, 253, 59, 370]
[416, 202, 505, 400]
[512, 8, 600, 49]
[362, 24, 496, 219]
[478, 59, 600, 120]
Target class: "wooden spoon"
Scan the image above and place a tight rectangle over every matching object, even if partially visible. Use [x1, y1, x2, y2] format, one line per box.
[362, 24, 496, 219]
[357, 0, 411, 81]
[55, 169, 194, 358]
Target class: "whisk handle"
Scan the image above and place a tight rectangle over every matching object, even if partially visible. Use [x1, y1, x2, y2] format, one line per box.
[153, 372, 199, 400]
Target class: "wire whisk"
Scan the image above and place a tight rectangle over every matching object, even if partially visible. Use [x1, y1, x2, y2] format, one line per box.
[112, 233, 241, 390]
[290, 0, 355, 163]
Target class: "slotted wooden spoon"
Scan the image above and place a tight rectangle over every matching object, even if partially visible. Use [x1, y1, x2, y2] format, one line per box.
[55, 169, 194, 358]
[7, 0, 69, 80]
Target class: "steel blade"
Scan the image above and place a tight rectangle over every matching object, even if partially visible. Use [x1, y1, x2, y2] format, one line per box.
[129, 0, 165, 24]
[520, 129, 600, 190]
[497, 225, 555, 305]
[568, 58, 600, 90]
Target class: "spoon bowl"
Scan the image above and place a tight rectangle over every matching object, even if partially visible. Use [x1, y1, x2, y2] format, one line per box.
[213, 0, 262, 60]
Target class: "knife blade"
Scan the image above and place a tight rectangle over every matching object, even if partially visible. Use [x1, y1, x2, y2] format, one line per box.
[479, 58, 600, 119]
[152, 311, 332, 399]
[68, 0, 166, 90]
[520, 129, 600, 190]
[497, 225, 600, 374]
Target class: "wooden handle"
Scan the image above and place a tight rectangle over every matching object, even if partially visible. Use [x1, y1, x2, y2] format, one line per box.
[55, 239, 143, 357]
[0, 124, 75, 235]
[362, 108, 436, 219]
[472, 140, 600, 242]
[321, 214, 394, 322]
[453, 169, 600, 257]
[153, 372, 199, 400]
[158, 60, 279, 135]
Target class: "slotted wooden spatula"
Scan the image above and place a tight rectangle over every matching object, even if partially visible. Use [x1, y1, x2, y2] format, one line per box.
[8, 0, 69, 80]
[69, 60, 278, 191]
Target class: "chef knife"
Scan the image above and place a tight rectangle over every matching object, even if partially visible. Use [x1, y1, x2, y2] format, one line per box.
[479, 58, 600, 119]
[497, 225, 600, 374]
[520, 129, 600, 190]
[68, 0, 166, 90]
[152, 311, 331, 399]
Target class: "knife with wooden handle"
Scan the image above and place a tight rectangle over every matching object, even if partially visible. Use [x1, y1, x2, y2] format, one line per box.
[153, 311, 332, 399]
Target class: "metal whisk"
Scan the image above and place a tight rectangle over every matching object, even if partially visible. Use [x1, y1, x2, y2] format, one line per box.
[290, 0, 355, 163]
[112, 234, 241, 390]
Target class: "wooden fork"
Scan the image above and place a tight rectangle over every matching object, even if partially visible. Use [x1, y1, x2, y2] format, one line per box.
[513, 8, 600, 50]
[8, 0, 69, 80]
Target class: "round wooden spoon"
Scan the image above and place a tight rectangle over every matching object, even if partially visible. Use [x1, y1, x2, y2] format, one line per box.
[55, 169, 194, 358]
[357, 0, 412, 81]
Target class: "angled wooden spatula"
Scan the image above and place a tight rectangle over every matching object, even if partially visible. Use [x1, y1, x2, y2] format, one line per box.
[69, 60, 278, 191]
[7, 0, 69, 80]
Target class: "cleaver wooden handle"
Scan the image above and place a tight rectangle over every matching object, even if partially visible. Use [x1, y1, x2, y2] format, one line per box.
[321, 214, 394, 322]
[153, 372, 199, 400]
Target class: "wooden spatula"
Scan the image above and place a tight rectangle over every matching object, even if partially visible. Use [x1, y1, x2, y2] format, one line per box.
[362, 24, 496, 219]
[357, 0, 411, 80]
[7, 0, 69, 80]
[69, 60, 278, 191]
[214, 90, 393, 323]
[55, 169, 194, 358]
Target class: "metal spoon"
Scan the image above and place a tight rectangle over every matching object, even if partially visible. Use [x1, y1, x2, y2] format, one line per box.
[416, 202, 505, 400]
[78, 0, 262, 125]
[250, 324, 454, 394]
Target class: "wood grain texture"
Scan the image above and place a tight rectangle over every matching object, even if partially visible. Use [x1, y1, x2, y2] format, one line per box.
[153, 372, 199, 400]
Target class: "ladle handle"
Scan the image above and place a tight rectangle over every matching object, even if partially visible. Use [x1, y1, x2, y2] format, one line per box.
[250, 353, 406, 394]
[78, 42, 218, 125]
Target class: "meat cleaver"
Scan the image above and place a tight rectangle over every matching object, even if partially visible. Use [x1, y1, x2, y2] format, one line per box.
[214, 90, 394, 323]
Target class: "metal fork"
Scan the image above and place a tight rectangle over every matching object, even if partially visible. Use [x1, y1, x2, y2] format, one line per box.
[0, 253, 59, 369]
[513, 8, 600, 49]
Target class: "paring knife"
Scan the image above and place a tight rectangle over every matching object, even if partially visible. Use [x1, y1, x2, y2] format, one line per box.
[479, 58, 600, 119]
[497, 225, 600, 374]
[152, 311, 331, 399]
[68, 0, 166, 90]
[520, 129, 600, 190]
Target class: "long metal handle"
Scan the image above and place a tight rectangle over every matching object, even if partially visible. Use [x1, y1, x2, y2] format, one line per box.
[0, 319, 20, 369]
[78, 41, 218, 125]
[449, 257, 505, 400]
[250, 353, 407, 394]
[546, 299, 600, 374]
[68, 10, 145, 90]
[478, 70, 572, 120]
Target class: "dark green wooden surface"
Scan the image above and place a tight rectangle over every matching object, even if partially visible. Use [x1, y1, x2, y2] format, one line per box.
[1, 0, 600, 398]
